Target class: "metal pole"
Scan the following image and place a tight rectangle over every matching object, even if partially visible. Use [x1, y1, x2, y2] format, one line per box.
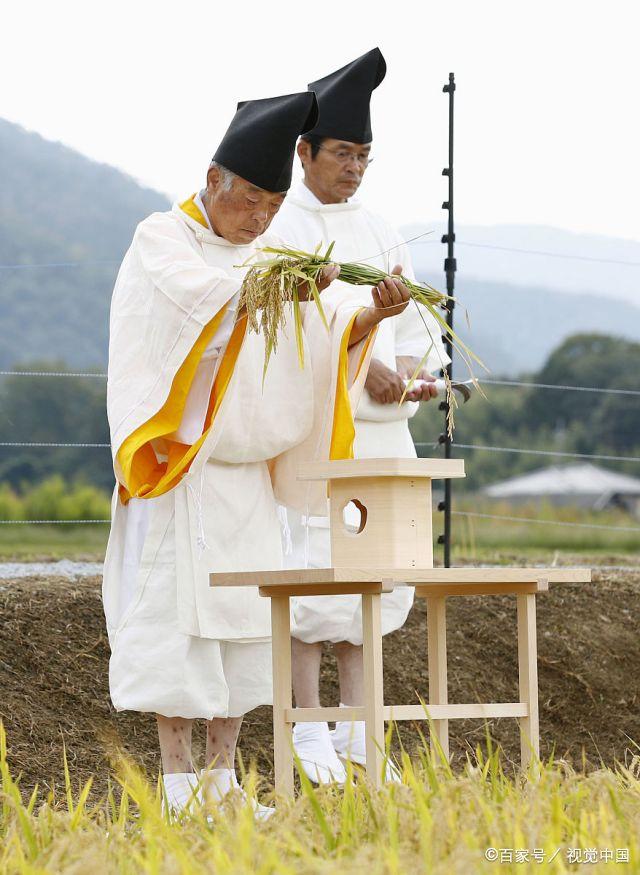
[438, 72, 456, 567]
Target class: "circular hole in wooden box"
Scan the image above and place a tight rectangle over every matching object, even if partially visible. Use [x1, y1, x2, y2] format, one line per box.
[342, 499, 367, 535]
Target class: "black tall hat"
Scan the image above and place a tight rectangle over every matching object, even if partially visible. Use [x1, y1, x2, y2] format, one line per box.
[213, 92, 318, 192]
[307, 47, 386, 144]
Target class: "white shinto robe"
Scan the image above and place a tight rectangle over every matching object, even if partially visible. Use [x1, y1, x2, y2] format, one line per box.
[271, 182, 450, 645]
[103, 196, 374, 718]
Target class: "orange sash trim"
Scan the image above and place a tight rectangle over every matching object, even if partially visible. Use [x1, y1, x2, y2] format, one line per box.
[329, 311, 377, 461]
[178, 193, 209, 228]
[117, 310, 247, 502]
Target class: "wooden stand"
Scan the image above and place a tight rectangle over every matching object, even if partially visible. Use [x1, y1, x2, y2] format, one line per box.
[209, 459, 591, 794]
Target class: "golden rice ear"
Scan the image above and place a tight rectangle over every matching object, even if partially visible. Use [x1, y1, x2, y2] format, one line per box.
[292, 286, 304, 369]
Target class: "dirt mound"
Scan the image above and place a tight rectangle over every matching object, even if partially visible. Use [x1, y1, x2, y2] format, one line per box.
[1, 564, 639, 796]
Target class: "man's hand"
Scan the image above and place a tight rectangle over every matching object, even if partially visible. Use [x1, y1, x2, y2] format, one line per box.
[298, 263, 340, 300]
[370, 264, 411, 322]
[364, 357, 407, 404]
[349, 264, 411, 345]
[396, 355, 438, 402]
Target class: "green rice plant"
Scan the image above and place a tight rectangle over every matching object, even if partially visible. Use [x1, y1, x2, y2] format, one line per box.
[239, 243, 482, 432]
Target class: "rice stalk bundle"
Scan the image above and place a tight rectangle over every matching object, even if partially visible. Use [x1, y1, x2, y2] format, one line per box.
[238, 242, 483, 433]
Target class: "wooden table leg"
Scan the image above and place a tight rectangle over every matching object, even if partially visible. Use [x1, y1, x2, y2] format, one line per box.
[426, 595, 450, 762]
[362, 591, 385, 787]
[517, 593, 540, 770]
[271, 595, 294, 797]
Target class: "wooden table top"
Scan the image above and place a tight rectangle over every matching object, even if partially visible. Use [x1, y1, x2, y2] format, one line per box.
[210, 566, 591, 587]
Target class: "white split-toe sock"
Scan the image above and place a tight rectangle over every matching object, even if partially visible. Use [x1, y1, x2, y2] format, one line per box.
[162, 772, 202, 817]
[293, 721, 348, 785]
[202, 768, 275, 821]
[331, 703, 402, 783]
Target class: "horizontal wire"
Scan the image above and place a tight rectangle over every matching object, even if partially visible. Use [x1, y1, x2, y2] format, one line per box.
[0, 370, 107, 379]
[451, 510, 640, 533]
[481, 378, 640, 397]
[2, 440, 638, 465]
[0, 441, 110, 448]
[0, 519, 110, 525]
[1, 370, 638, 401]
[456, 240, 640, 266]
[0, 260, 119, 271]
[0, 515, 637, 535]
[3, 240, 640, 269]
[413, 238, 640, 266]
[416, 442, 640, 463]
[1, 515, 639, 535]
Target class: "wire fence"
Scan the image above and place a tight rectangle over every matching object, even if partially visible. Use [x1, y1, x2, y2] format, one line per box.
[2, 242, 639, 535]
[1, 443, 638, 532]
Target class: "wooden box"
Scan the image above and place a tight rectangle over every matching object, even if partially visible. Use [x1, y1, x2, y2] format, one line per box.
[298, 458, 465, 570]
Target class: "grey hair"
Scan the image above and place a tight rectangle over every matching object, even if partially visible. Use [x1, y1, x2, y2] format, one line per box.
[208, 161, 237, 192]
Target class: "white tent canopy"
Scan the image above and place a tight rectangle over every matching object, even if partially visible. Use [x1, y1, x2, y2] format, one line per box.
[483, 463, 640, 510]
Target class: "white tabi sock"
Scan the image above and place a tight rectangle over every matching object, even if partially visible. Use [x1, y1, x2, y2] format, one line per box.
[293, 721, 347, 785]
[331, 703, 401, 783]
[202, 768, 275, 822]
[162, 772, 202, 815]
[203, 767, 239, 801]
[331, 703, 367, 764]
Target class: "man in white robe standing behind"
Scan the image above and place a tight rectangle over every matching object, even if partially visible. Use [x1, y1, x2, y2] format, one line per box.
[103, 90, 412, 815]
[271, 48, 450, 783]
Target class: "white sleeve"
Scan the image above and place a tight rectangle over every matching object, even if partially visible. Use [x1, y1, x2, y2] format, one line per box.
[134, 212, 240, 326]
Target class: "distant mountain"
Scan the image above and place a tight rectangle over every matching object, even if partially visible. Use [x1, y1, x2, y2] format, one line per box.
[405, 220, 640, 305]
[447, 279, 640, 375]
[0, 118, 169, 369]
[405, 220, 640, 374]
[1, 117, 638, 376]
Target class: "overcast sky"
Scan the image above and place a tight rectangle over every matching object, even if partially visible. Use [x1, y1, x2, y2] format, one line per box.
[2, 0, 639, 241]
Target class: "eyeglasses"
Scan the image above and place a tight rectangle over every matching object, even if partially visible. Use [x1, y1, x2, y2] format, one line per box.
[317, 146, 373, 168]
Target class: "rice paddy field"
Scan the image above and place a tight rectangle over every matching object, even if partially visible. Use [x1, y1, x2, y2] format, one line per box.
[1, 730, 639, 874]
[0, 514, 638, 872]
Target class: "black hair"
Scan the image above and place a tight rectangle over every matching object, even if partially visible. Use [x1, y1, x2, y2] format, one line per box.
[300, 133, 325, 159]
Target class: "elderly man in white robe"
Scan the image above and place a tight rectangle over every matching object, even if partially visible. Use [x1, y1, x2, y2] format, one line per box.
[271, 50, 450, 784]
[103, 90, 412, 816]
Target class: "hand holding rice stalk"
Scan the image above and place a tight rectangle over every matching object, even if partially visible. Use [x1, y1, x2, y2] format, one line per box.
[238, 242, 483, 434]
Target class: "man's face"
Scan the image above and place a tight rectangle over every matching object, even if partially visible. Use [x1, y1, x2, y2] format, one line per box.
[205, 167, 286, 244]
[298, 137, 372, 203]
